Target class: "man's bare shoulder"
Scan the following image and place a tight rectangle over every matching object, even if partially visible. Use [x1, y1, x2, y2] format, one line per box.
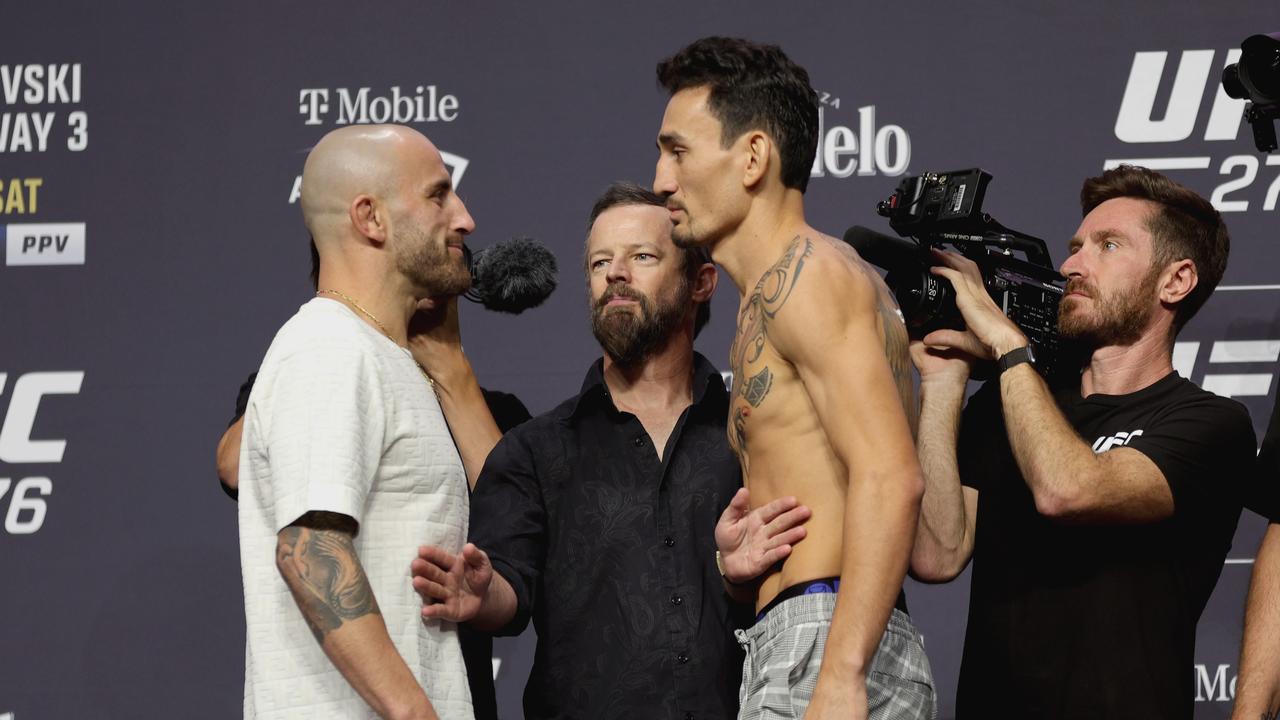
[760, 231, 880, 326]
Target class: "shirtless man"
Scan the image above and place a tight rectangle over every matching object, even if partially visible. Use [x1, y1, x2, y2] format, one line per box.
[653, 37, 934, 719]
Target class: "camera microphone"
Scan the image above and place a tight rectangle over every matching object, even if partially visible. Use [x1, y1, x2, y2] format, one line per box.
[464, 237, 559, 314]
[843, 225, 922, 273]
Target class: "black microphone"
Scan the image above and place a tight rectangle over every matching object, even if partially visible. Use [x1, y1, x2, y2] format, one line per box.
[463, 237, 559, 314]
[842, 225, 921, 273]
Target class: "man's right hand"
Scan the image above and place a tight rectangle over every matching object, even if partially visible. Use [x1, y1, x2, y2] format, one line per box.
[715, 488, 811, 584]
[411, 543, 493, 622]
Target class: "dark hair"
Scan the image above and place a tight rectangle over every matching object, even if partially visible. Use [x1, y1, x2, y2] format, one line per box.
[586, 181, 712, 336]
[656, 36, 819, 192]
[1080, 165, 1229, 332]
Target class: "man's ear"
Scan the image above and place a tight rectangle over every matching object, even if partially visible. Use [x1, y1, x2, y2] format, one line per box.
[742, 131, 772, 191]
[350, 194, 389, 245]
[1159, 258, 1198, 306]
[692, 261, 718, 303]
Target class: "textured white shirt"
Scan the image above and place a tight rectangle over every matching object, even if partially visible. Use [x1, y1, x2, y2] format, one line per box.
[239, 298, 473, 719]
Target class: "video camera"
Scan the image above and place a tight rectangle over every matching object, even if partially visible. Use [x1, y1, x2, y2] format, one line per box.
[1222, 33, 1280, 153]
[844, 169, 1065, 376]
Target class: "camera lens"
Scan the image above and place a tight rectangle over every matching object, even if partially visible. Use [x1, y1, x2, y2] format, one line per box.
[890, 272, 959, 332]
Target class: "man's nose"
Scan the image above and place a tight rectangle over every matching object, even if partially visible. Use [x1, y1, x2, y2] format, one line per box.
[1059, 251, 1082, 278]
[653, 158, 677, 197]
[606, 256, 631, 283]
[453, 196, 477, 235]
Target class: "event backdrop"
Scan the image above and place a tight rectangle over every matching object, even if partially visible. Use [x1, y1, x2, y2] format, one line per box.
[2, 2, 1278, 718]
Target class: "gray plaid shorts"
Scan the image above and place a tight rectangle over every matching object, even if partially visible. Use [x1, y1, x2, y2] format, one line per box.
[735, 592, 936, 719]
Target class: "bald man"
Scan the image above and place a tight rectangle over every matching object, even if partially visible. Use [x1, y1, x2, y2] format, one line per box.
[238, 125, 479, 720]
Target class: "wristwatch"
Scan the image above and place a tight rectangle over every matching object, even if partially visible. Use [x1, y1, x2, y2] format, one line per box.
[997, 345, 1037, 374]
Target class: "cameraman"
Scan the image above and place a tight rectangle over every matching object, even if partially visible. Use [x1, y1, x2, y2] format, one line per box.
[910, 165, 1254, 718]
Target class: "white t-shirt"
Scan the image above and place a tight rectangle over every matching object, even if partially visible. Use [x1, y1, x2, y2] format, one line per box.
[239, 298, 473, 719]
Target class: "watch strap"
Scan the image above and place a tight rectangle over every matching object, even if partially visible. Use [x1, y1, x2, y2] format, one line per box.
[998, 345, 1036, 374]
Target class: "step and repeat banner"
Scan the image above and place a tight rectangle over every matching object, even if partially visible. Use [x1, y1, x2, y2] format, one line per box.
[1, 2, 1277, 718]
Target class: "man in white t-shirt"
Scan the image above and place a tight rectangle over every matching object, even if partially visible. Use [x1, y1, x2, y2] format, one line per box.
[239, 124, 482, 720]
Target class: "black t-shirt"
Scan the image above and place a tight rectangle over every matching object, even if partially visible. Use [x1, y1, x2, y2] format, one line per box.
[956, 372, 1254, 720]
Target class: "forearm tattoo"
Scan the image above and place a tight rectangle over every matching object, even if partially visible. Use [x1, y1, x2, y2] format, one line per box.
[276, 511, 381, 643]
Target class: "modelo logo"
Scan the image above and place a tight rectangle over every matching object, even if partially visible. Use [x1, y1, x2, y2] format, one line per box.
[1108, 49, 1279, 214]
[0, 371, 83, 535]
[810, 92, 911, 179]
[1194, 663, 1236, 703]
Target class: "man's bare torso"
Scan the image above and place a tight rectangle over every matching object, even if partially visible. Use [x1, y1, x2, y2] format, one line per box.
[728, 233, 915, 611]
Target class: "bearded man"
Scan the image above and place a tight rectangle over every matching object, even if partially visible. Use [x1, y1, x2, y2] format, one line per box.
[238, 125, 479, 719]
[410, 182, 812, 720]
[910, 164, 1255, 719]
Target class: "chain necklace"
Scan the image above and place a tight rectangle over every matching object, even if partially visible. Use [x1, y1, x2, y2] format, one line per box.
[315, 289, 437, 394]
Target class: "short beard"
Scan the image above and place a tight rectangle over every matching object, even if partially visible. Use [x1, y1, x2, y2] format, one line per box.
[590, 279, 691, 367]
[396, 226, 471, 297]
[1057, 268, 1160, 348]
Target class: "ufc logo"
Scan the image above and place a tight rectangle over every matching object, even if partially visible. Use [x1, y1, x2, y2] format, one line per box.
[1092, 429, 1144, 454]
[0, 371, 83, 464]
[1115, 49, 1245, 143]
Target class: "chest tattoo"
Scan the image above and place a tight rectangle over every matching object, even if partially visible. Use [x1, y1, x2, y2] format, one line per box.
[728, 237, 813, 459]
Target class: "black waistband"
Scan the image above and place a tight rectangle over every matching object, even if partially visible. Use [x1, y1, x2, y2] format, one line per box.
[755, 576, 909, 624]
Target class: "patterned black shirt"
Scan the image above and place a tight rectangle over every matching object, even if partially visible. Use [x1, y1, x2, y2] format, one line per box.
[469, 353, 749, 720]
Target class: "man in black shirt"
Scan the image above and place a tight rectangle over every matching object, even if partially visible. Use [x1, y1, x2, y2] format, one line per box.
[411, 182, 812, 720]
[910, 165, 1254, 718]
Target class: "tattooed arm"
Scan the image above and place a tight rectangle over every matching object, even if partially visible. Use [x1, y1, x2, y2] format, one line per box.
[1234, 523, 1280, 720]
[277, 511, 438, 720]
[766, 239, 924, 712]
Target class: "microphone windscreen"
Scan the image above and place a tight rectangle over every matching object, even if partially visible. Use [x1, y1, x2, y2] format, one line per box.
[843, 226, 920, 274]
[470, 237, 559, 314]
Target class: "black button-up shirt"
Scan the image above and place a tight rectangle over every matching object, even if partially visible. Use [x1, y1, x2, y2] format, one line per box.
[469, 353, 748, 720]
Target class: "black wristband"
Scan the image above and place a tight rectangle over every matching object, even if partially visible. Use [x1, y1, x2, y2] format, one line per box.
[998, 345, 1037, 374]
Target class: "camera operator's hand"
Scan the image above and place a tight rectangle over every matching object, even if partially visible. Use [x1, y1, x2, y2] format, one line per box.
[929, 249, 1029, 360]
[910, 338, 976, 386]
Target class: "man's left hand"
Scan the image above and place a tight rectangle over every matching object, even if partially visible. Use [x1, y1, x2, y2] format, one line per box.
[714, 488, 811, 584]
[928, 249, 1029, 359]
[411, 543, 493, 623]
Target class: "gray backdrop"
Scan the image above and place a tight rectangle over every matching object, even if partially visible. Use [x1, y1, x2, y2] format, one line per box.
[2, 2, 1278, 717]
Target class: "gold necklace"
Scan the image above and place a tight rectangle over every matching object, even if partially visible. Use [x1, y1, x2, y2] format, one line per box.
[316, 289, 437, 394]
